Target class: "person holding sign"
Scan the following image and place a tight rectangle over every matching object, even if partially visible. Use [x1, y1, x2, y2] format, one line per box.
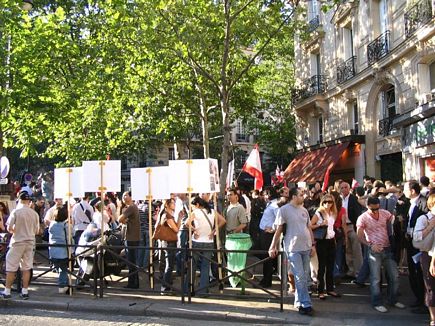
[118, 191, 140, 289]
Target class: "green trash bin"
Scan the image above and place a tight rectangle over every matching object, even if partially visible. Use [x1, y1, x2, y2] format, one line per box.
[225, 233, 252, 289]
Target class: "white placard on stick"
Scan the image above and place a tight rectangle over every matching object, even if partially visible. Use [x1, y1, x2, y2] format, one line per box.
[82, 160, 121, 193]
[54, 167, 84, 200]
[168, 159, 220, 194]
[131, 167, 171, 201]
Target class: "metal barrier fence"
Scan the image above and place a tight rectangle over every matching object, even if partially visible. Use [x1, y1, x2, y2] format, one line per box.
[0, 243, 288, 312]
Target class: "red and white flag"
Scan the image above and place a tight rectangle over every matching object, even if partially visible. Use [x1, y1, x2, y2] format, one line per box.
[242, 144, 263, 190]
[351, 178, 360, 189]
[322, 166, 332, 192]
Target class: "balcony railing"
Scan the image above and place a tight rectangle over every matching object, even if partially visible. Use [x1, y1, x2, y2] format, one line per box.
[294, 75, 327, 102]
[378, 115, 397, 137]
[336, 56, 357, 84]
[367, 31, 390, 65]
[307, 15, 320, 33]
[404, 0, 433, 37]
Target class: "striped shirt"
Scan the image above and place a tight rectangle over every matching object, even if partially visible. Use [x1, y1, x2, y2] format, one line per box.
[356, 209, 393, 248]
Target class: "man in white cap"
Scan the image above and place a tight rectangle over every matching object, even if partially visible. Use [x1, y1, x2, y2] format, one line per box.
[1, 191, 39, 300]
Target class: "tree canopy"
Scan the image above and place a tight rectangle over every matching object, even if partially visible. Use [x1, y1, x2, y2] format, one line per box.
[0, 0, 303, 188]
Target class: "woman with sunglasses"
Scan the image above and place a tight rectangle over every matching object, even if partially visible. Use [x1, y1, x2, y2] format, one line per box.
[310, 194, 340, 299]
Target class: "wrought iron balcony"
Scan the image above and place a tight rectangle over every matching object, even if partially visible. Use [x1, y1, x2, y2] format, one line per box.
[378, 115, 397, 137]
[405, 0, 433, 37]
[367, 31, 390, 65]
[307, 15, 320, 33]
[294, 75, 327, 102]
[336, 56, 357, 84]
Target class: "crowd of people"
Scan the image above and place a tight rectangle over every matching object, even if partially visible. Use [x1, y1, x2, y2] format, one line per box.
[0, 173, 435, 325]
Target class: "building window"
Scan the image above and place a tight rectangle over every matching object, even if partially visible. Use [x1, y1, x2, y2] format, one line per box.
[378, 85, 396, 136]
[168, 148, 175, 161]
[348, 102, 359, 134]
[382, 85, 396, 119]
[311, 53, 321, 76]
[318, 116, 323, 143]
[430, 62, 435, 91]
[236, 119, 249, 142]
[308, 0, 319, 20]
[343, 27, 354, 60]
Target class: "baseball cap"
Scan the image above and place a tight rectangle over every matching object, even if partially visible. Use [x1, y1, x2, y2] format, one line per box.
[19, 190, 31, 200]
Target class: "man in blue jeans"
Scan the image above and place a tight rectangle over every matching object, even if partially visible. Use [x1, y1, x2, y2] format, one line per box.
[356, 196, 406, 313]
[269, 187, 316, 316]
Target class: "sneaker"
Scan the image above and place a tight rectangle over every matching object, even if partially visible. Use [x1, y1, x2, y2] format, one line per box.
[58, 287, 69, 294]
[0, 292, 11, 300]
[374, 305, 388, 313]
[20, 293, 29, 300]
[298, 306, 313, 316]
[393, 302, 406, 309]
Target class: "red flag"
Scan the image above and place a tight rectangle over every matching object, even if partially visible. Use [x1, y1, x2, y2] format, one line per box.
[242, 144, 263, 190]
[351, 178, 360, 189]
[322, 166, 332, 192]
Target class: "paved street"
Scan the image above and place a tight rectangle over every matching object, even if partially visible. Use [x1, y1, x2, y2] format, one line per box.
[0, 307, 241, 326]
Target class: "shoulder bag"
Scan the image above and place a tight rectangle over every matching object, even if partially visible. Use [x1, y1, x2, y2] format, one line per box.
[153, 213, 178, 242]
[413, 215, 434, 252]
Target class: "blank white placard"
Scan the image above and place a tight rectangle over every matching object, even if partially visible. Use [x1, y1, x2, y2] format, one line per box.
[82, 160, 121, 192]
[54, 167, 84, 200]
[131, 166, 171, 201]
[168, 159, 220, 194]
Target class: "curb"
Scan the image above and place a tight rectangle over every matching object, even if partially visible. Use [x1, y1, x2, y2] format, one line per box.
[1, 298, 291, 324]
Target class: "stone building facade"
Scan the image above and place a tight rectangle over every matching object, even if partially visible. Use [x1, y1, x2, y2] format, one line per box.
[290, 0, 435, 184]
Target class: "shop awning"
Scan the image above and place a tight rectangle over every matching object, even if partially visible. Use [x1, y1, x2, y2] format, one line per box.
[284, 142, 350, 183]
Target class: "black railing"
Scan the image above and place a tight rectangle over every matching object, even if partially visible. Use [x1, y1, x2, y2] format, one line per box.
[405, 0, 433, 37]
[294, 75, 327, 102]
[307, 15, 320, 33]
[378, 115, 397, 136]
[336, 56, 357, 84]
[367, 31, 390, 65]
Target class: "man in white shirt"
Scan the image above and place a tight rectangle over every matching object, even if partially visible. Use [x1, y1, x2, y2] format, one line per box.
[71, 193, 94, 245]
[44, 198, 64, 227]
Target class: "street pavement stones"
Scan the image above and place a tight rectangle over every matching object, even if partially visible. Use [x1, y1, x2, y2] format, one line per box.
[0, 277, 429, 325]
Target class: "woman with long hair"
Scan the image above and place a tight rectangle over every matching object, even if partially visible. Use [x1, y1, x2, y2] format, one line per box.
[310, 193, 340, 299]
[184, 196, 225, 294]
[158, 198, 180, 294]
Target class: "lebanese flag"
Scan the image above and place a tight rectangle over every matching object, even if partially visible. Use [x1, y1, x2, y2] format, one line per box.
[351, 178, 360, 189]
[322, 166, 332, 192]
[242, 144, 263, 190]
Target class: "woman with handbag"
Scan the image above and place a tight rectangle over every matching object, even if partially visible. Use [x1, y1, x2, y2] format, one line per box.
[413, 194, 435, 325]
[310, 194, 340, 299]
[155, 198, 179, 294]
[184, 196, 225, 295]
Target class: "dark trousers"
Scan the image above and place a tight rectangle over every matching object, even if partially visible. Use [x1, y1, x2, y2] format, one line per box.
[406, 238, 425, 304]
[316, 238, 336, 293]
[125, 240, 139, 288]
[259, 230, 276, 286]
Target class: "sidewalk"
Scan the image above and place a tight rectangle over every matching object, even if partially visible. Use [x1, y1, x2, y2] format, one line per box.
[0, 274, 429, 325]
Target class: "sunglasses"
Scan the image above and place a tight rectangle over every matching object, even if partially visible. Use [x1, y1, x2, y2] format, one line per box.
[323, 200, 333, 204]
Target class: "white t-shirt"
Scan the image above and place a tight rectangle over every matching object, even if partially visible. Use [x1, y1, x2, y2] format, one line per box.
[192, 208, 215, 243]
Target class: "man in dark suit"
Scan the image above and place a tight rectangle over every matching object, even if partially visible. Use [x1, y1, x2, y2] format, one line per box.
[404, 180, 428, 313]
[340, 181, 363, 278]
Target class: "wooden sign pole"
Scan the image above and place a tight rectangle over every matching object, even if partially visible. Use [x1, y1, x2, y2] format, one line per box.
[186, 160, 193, 301]
[66, 168, 73, 296]
[146, 168, 154, 290]
[213, 192, 223, 293]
